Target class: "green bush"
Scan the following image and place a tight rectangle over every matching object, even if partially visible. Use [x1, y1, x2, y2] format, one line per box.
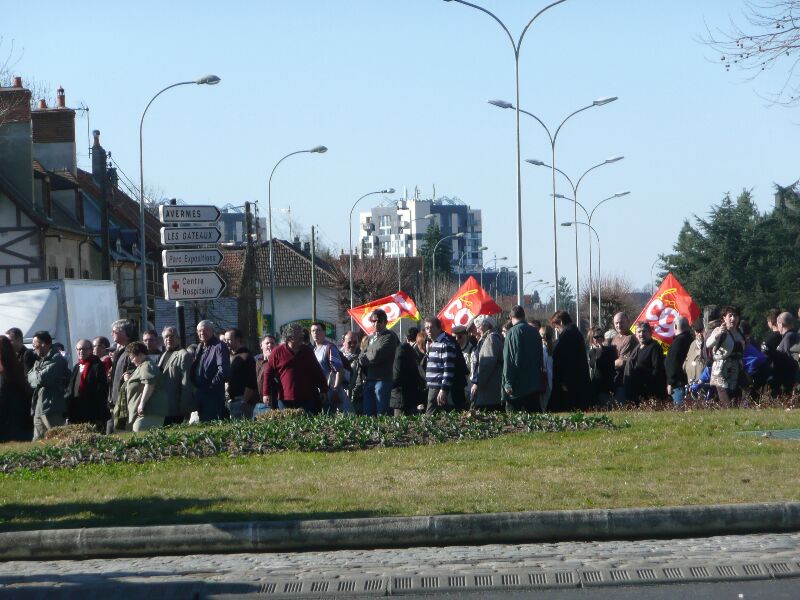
[0, 411, 616, 475]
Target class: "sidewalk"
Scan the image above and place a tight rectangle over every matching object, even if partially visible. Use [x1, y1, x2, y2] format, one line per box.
[1, 501, 798, 561]
[1, 531, 799, 598]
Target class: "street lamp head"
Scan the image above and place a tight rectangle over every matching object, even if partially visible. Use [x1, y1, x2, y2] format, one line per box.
[593, 96, 618, 106]
[196, 75, 221, 85]
[381, 188, 395, 194]
[488, 99, 514, 109]
[605, 155, 624, 164]
[478, 246, 488, 251]
[525, 159, 547, 167]
[552, 193, 570, 200]
[615, 191, 631, 197]
[309, 145, 328, 154]
[455, 232, 465, 237]
[561, 222, 575, 227]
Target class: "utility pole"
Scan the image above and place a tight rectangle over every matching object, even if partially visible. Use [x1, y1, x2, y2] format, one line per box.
[310, 226, 317, 322]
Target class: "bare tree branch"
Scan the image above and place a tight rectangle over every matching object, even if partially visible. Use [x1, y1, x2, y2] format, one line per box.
[703, 1, 800, 105]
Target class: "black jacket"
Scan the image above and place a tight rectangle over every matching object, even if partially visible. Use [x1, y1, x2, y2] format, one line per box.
[67, 357, 111, 424]
[665, 330, 692, 387]
[390, 343, 425, 413]
[550, 324, 590, 411]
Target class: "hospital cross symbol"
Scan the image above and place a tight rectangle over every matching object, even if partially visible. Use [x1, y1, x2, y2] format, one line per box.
[171, 280, 181, 293]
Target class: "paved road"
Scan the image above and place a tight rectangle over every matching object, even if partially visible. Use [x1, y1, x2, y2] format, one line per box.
[0, 532, 798, 598]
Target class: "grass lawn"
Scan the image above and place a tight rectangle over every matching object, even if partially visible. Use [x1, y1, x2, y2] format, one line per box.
[0, 409, 798, 531]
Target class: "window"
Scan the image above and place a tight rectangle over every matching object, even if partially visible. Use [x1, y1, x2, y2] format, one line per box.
[47, 266, 59, 280]
[379, 215, 392, 235]
[64, 267, 75, 279]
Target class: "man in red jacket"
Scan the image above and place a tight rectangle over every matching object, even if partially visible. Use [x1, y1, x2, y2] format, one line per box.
[264, 323, 327, 414]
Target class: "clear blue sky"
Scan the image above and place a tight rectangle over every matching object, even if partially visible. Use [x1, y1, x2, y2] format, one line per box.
[5, 1, 796, 295]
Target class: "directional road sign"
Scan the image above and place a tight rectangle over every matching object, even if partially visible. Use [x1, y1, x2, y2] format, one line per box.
[162, 248, 224, 269]
[160, 226, 221, 246]
[159, 204, 221, 224]
[163, 271, 226, 301]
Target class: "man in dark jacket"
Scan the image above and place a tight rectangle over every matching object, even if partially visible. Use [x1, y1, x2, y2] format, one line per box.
[390, 328, 425, 416]
[191, 320, 230, 421]
[359, 309, 399, 416]
[549, 310, 590, 412]
[502, 306, 544, 413]
[5, 327, 36, 373]
[66, 339, 110, 431]
[624, 322, 667, 403]
[27, 330, 68, 440]
[665, 316, 692, 405]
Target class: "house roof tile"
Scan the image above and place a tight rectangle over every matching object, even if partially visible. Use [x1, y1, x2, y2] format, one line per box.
[253, 239, 339, 288]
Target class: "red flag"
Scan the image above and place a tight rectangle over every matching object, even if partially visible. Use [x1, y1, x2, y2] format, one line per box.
[632, 272, 700, 349]
[348, 290, 421, 335]
[437, 276, 502, 334]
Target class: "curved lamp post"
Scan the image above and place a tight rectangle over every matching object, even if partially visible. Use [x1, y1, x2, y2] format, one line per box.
[348, 188, 395, 330]
[492, 95, 617, 319]
[138, 74, 220, 329]
[481, 255, 507, 289]
[266, 145, 327, 334]
[562, 221, 601, 326]
[552, 190, 630, 327]
[444, 0, 568, 305]
[432, 232, 465, 311]
[520, 147, 621, 328]
[458, 245, 488, 286]
[650, 256, 661, 295]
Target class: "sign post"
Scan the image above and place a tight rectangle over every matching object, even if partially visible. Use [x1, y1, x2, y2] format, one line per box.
[159, 204, 226, 343]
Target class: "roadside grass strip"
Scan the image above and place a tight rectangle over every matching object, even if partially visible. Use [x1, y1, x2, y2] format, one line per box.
[0, 410, 615, 474]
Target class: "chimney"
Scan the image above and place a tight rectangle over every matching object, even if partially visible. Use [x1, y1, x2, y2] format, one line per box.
[91, 130, 107, 183]
[31, 86, 76, 175]
[37, 99, 47, 109]
[0, 76, 34, 203]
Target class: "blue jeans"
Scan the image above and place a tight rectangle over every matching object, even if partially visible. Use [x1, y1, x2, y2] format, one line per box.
[671, 386, 686, 406]
[363, 379, 391, 416]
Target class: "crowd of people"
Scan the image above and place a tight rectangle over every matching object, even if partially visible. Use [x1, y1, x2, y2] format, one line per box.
[0, 304, 798, 441]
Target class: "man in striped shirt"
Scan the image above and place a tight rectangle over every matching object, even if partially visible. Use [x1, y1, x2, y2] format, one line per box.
[423, 317, 458, 414]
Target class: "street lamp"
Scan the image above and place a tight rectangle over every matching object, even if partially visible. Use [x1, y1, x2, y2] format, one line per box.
[432, 232, 465, 311]
[650, 256, 661, 295]
[458, 245, 488, 285]
[481, 255, 507, 289]
[348, 188, 395, 330]
[562, 221, 602, 326]
[552, 190, 630, 327]
[266, 145, 327, 334]
[138, 74, 220, 330]
[445, 0, 568, 305]
[492, 96, 618, 319]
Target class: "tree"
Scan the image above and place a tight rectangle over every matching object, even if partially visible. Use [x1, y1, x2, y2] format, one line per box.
[662, 188, 800, 339]
[418, 222, 453, 276]
[556, 276, 576, 317]
[531, 290, 541, 305]
[704, 0, 800, 106]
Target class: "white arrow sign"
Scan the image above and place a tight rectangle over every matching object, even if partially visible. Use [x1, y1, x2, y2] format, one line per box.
[160, 226, 221, 246]
[159, 204, 221, 224]
[162, 249, 224, 269]
[163, 271, 226, 300]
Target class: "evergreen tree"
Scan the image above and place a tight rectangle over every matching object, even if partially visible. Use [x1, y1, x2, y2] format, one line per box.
[662, 188, 800, 339]
[419, 222, 454, 276]
[556, 276, 576, 317]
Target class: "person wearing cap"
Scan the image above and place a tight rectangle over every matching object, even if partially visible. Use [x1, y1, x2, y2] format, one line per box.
[469, 315, 504, 411]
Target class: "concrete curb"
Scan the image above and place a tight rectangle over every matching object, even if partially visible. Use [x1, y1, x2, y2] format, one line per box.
[1, 502, 799, 561]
